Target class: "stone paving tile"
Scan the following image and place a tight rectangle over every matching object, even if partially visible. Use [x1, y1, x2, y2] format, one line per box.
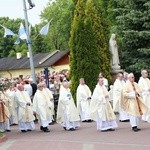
[0, 120, 150, 150]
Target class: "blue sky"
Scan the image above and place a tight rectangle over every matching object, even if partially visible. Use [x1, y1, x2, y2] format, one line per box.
[0, 0, 50, 25]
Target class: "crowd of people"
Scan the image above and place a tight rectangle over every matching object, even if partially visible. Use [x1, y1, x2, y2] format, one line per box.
[0, 69, 150, 133]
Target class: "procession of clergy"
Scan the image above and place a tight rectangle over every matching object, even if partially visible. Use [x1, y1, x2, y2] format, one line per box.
[0, 69, 150, 133]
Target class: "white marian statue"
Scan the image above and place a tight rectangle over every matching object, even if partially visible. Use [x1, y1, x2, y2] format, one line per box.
[109, 33, 120, 70]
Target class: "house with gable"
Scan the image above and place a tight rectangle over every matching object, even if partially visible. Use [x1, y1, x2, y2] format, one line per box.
[0, 50, 69, 78]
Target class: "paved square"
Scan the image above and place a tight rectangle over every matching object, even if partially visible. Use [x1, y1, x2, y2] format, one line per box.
[0, 120, 150, 150]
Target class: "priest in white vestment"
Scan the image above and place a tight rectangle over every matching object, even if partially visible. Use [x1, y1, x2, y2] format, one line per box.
[113, 73, 129, 122]
[33, 83, 52, 132]
[6, 86, 18, 125]
[99, 72, 109, 90]
[90, 77, 118, 132]
[0, 91, 10, 132]
[57, 81, 80, 131]
[15, 84, 35, 132]
[121, 73, 148, 132]
[42, 82, 55, 122]
[138, 70, 150, 122]
[76, 78, 92, 122]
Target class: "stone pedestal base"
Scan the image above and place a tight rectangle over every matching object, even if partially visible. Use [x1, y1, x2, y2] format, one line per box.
[111, 65, 121, 70]
[111, 66, 124, 83]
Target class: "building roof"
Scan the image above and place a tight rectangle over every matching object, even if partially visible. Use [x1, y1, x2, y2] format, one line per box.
[0, 50, 69, 71]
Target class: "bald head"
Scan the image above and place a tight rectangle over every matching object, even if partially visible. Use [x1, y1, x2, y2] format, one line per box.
[128, 73, 135, 82]
[17, 84, 24, 91]
[62, 81, 70, 89]
[80, 78, 85, 85]
[117, 73, 123, 80]
[141, 70, 148, 78]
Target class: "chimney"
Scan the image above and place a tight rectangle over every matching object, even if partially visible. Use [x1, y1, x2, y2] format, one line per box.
[16, 52, 22, 59]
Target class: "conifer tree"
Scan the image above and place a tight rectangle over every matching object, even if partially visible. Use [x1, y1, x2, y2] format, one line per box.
[86, 0, 111, 81]
[69, 0, 111, 100]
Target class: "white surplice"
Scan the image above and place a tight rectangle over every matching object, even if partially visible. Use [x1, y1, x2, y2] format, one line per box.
[33, 89, 52, 127]
[15, 90, 35, 131]
[76, 84, 92, 121]
[138, 77, 150, 122]
[113, 79, 129, 121]
[43, 88, 54, 120]
[90, 84, 118, 131]
[57, 86, 80, 130]
[6, 89, 18, 125]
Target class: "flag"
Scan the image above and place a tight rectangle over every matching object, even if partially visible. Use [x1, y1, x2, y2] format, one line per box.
[39, 19, 52, 35]
[4, 28, 15, 37]
[0, 25, 15, 37]
[18, 23, 27, 40]
[14, 23, 27, 44]
[39, 22, 50, 35]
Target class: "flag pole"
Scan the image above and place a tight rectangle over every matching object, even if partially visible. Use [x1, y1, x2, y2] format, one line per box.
[22, 0, 36, 84]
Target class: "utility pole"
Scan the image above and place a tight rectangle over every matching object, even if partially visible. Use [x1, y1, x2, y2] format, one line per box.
[22, 0, 36, 83]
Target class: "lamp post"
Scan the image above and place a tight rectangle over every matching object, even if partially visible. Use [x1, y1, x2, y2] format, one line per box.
[22, 0, 36, 83]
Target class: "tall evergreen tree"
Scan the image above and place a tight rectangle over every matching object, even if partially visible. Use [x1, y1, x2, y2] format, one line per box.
[110, 0, 150, 76]
[97, 0, 111, 41]
[69, 0, 89, 100]
[86, 0, 111, 82]
[69, 0, 111, 100]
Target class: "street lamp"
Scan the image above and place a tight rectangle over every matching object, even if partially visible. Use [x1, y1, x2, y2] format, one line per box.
[22, 0, 36, 83]
[27, 0, 35, 9]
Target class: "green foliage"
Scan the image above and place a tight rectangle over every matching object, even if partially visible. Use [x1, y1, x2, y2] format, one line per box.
[69, 0, 88, 100]
[0, 17, 31, 57]
[40, 0, 74, 50]
[31, 25, 50, 54]
[69, 0, 111, 100]
[72, 0, 78, 5]
[110, 0, 150, 75]
[0, 17, 51, 57]
[86, 0, 111, 82]
[0, 17, 17, 57]
[96, 0, 111, 40]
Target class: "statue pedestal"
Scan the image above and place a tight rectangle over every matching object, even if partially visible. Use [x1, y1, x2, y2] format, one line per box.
[111, 65, 124, 83]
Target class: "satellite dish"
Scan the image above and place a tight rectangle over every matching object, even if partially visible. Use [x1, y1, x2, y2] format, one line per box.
[27, 0, 35, 9]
